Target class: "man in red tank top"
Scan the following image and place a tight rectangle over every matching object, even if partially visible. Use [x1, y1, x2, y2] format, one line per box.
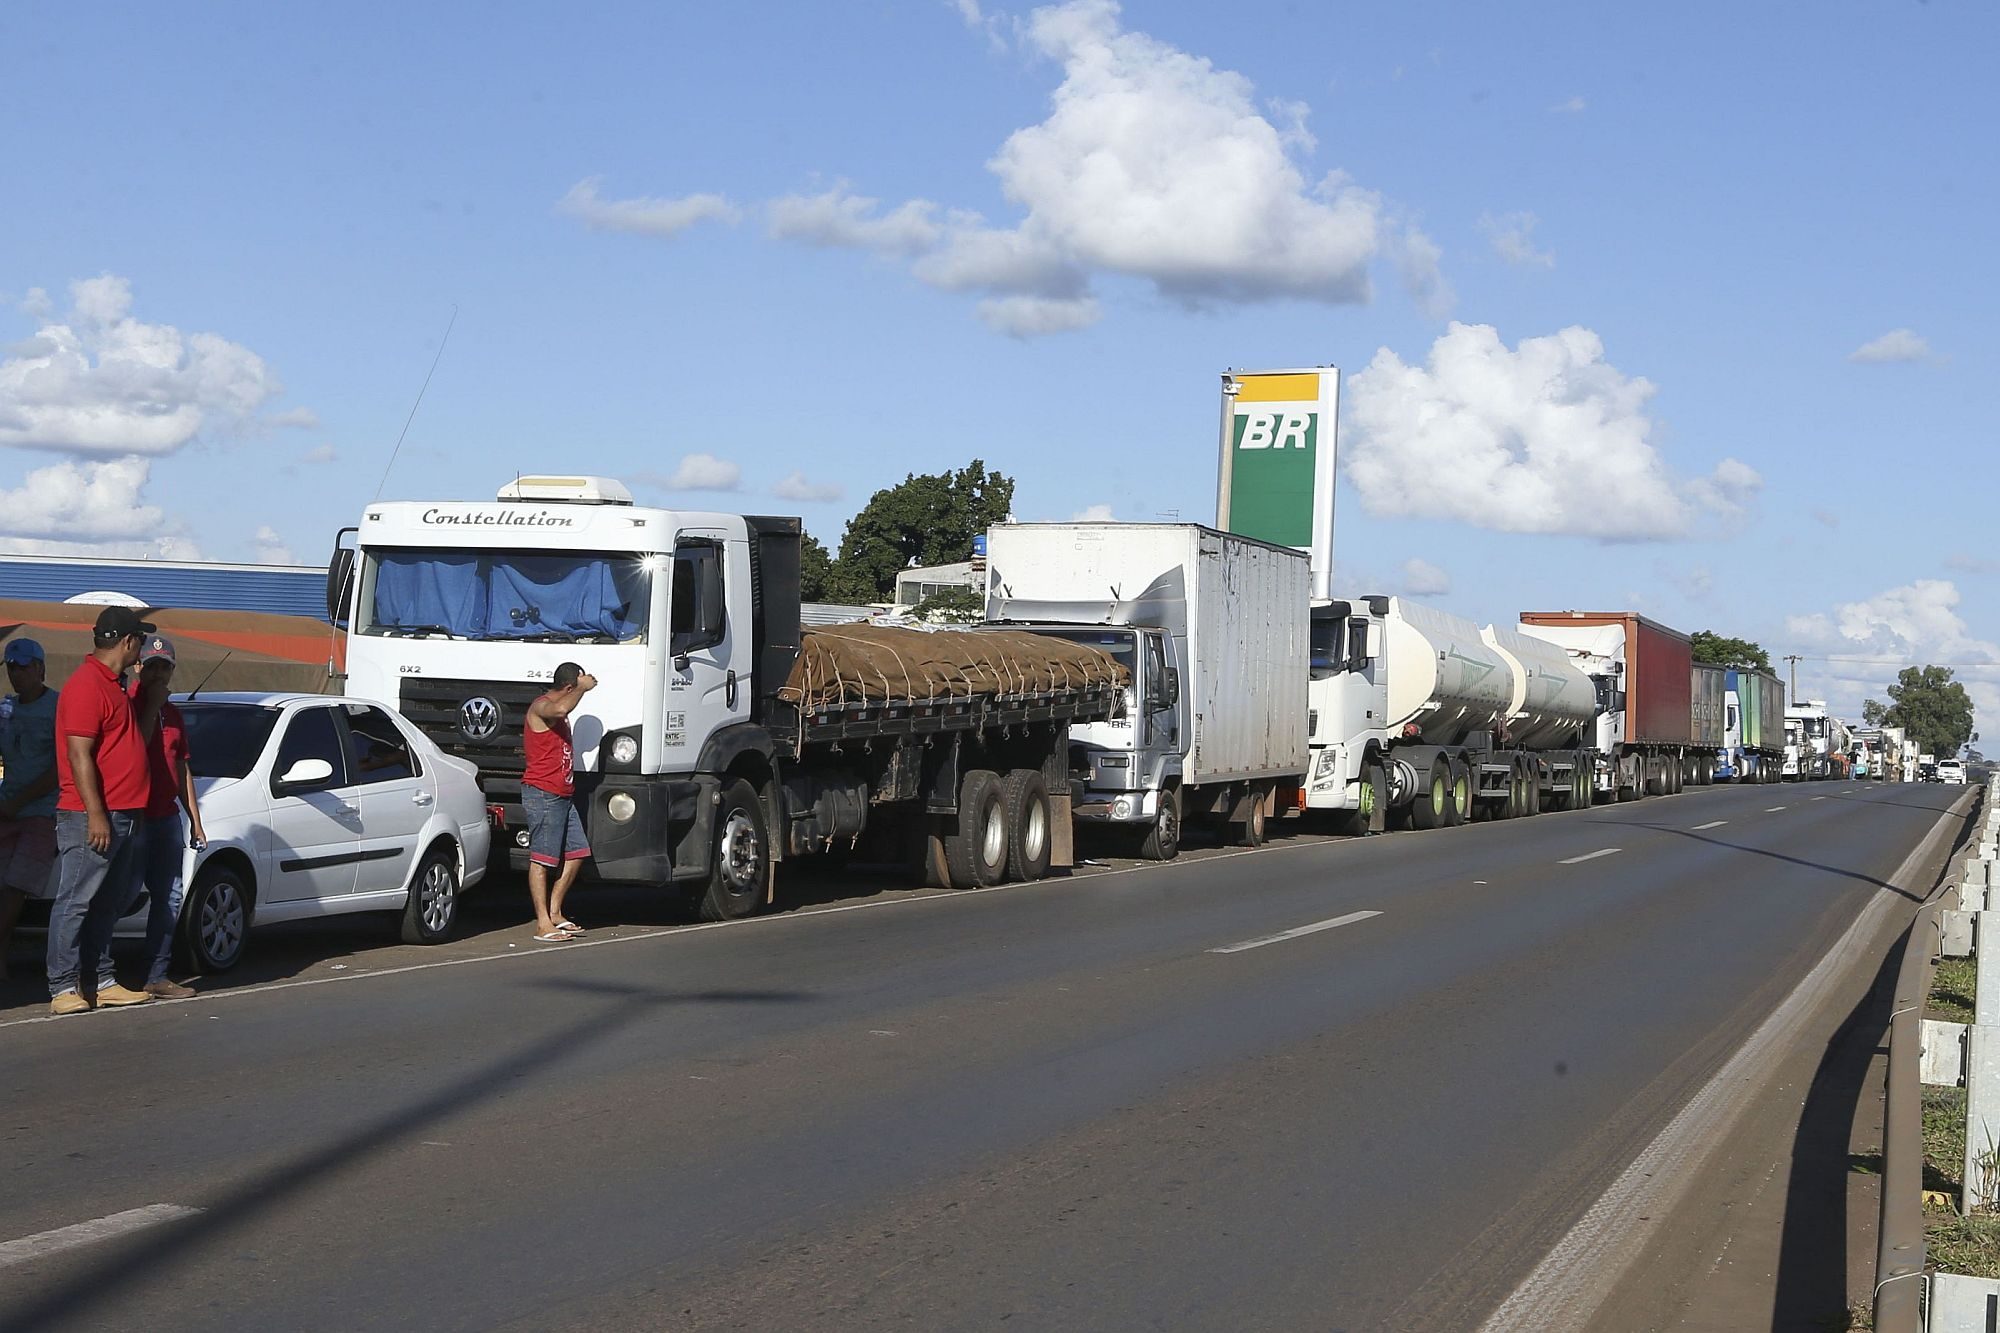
[523, 661, 596, 941]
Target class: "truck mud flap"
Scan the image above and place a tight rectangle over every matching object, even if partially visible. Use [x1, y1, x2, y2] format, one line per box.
[1051, 792, 1075, 869]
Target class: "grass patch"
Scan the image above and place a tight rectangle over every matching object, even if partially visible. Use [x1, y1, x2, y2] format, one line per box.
[1925, 1086, 1968, 1197]
[1929, 955, 1977, 1024]
[1929, 1214, 2000, 1277]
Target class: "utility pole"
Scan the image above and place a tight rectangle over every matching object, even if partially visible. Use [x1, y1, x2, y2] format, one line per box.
[1784, 653, 1803, 699]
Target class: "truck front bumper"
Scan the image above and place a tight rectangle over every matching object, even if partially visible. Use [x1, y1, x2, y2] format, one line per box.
[1072, 789, 1159, 823]
[503, 775, 714, 885]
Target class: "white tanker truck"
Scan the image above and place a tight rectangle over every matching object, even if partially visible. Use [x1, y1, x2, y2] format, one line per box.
[1304, 596, 1599, 831]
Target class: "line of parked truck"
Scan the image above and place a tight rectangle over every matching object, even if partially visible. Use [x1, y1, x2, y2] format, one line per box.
[323, 474, 1894, 923]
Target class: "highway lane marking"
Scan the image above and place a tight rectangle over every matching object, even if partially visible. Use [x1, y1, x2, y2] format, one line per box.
[1478, 786, 1976, 1333]
[1812, 796, 1828, 801]
[1558, 848, 1621, 865]
[1691, 821, 1727, 830]
[0, 835, 1351, 1031]
[1208, 910, 1383, 955]
[1766, 805, 1787, 812]
[0, 1204, 201, 1271]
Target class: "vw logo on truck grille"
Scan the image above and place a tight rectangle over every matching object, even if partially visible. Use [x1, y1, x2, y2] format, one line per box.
[459, 696, 502, 742]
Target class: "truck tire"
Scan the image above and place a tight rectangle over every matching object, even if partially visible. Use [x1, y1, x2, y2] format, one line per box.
[1445, 758, 1470, 827]
[1236, 787, 1268, 847]
[1139, 784, 1181, 861]
[699, 779, 772, 921]
[1002, 769, 1054, 881]
[1412, 759, 1450, 830]
[1644, 757, 1666, 797]
[943, 769, 1008, 889]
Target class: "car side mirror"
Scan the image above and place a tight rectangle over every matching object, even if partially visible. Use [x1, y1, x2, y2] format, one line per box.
[278, 758, 334, 787]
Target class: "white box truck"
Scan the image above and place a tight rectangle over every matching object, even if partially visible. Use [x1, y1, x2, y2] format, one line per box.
[983, 523, 1310, 858]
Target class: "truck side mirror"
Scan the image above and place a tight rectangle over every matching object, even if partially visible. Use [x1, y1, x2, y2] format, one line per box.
[325, 546, 356, 628]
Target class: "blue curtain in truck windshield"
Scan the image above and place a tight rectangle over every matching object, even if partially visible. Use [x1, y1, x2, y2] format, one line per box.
[370, 553, 647, 640]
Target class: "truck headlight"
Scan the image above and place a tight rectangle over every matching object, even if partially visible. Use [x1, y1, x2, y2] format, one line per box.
[608, 733, 640, 766]
[607, 792, 637, 823]
[1113, 796, 1134, 819]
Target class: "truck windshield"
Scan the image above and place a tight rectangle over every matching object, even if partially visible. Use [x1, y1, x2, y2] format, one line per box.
[359, 549, 652, 643]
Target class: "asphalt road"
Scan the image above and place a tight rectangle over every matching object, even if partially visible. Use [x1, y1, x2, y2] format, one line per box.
[0, 780, 1968, 1332]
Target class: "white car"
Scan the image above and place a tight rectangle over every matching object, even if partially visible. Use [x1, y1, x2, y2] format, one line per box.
[122, 693, 492, 972]
[1938, 760, 1967, 785]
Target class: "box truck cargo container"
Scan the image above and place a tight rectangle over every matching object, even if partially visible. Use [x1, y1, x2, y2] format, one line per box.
[1518, 611, 1697, 799]
[1718, 668, 1785, 783]
[335, 476, 1127, 916]
[1691, 662, 1727, 783]
[984, 523, 1310, 858]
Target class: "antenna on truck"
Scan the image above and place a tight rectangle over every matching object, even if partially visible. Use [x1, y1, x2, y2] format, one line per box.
[372, 305, 459, 504]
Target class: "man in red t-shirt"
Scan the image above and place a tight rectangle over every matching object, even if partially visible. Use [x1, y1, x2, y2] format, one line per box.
[47, 606, 165, 1015]
[522, 661, 595, 941]
[129, 636, 207, 999]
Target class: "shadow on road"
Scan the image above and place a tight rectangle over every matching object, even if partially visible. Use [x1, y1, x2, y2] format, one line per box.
[0, 977, 814, 1330]
[1769, 910, 1911, 1327]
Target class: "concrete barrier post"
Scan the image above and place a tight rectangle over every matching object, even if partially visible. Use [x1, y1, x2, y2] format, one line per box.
[1965, 910, 2000, 1212]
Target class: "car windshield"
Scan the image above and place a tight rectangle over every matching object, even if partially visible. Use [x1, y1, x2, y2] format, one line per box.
[359, 548, 652, 643]
[179, 704, 283, 779]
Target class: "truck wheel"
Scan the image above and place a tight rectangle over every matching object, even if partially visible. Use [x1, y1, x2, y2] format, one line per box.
[943, 769, 1008, 888]
[1002, 769, 1054, 881]
[1643, 758, 1665, 797]
[1139, 785, 1181, 860]
[1235, 786, 1269, 846]
[1445, 759, 1470, 826]
[1412, 760, 1449, 830]
[699, 779, 771, 921]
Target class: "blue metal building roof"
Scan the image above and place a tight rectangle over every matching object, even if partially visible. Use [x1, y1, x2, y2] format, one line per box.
[0, 555, 327, 620]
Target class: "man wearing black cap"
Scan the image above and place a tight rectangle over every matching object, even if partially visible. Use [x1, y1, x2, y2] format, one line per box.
[46, 607, 165, 1015]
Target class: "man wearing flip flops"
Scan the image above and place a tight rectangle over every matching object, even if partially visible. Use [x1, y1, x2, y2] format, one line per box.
[523, 662, 595, 942]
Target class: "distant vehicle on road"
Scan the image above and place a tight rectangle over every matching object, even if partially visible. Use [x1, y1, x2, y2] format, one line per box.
[131, 693, 492, 971]
[1937, 759, 1967, 785]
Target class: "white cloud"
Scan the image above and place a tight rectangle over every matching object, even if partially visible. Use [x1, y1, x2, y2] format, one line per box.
[1848, 328, 1931, 364]
[646, 452, 742, 492]
[1399, 556, 1451, 596]
[0, 275, 297, 456]
[772, 470, 844, 503]
[770, 0, 1429, 333]
[301, 442, 339, 465]
[1550, 95, 1586, 114]
[559, 178, 740, 238]
[1480, 211, 1554, 268]
[1072, 503, 1116, 522]
[1783, 578, 2000, 728]
[950, 0, 1009, 50]
[1393, 226, 1453, 318]
[768, 187, 944, 258]
[1946, 553, 1999, 575]
[1344, 322, 1761, 540]
[0, 456, 196, 558]
[250, 524, 296, 565]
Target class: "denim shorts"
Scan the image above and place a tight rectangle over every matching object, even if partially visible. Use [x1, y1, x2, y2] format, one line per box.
[522, 785, 589, 868]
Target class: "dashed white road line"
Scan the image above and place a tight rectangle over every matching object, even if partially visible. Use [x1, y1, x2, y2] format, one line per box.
[1811, 796, 1828, 801]
[1559, 848, 1622, 865]
[1766, 805, 1787, 812]
[0, 1205, 201, 1271]
[1209, 910, 1383, 955]
[1691, 821, 1728, 831]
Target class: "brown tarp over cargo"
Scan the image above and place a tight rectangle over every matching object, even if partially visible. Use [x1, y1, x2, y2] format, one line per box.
[780, 624, 1127, 710]
[0, 599, 339, 697]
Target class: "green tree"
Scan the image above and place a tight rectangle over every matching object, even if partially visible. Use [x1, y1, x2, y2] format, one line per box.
[1861, 698, 1887, 725]
[914, 585, 984, 624]
[1867, 665, 1976, 758]
[799, 533, 834, 602]
[1690, 630, 1772, 673]
[826, 459, 1014, 603]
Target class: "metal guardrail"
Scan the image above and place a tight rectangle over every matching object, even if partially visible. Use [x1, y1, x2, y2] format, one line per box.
[1877, 893, 1949, 1331]
[1877, 785, 1986, 1332]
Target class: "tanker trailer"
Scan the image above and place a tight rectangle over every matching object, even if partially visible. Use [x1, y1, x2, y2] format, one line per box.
[1303, 597, 1593, 831]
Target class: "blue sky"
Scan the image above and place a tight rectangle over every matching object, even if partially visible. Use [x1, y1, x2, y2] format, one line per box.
[1, 0, 1993, 728]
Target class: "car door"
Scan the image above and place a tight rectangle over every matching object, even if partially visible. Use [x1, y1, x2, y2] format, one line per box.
[263, 705, 363, 905]
[338, 703, 434, 897]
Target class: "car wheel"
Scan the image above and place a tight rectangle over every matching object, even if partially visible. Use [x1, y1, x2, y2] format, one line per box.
[176, 862, 251, 974]
[401, 845, 460, 945]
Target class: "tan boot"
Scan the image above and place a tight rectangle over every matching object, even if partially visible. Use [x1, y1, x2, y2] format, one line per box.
[93, 983, 154, 1007]
[49, 991, 90, 1016]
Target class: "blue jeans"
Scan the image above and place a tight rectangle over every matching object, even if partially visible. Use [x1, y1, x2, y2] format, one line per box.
[137, 813, 186, 985]
[48, 809, 143, 997]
